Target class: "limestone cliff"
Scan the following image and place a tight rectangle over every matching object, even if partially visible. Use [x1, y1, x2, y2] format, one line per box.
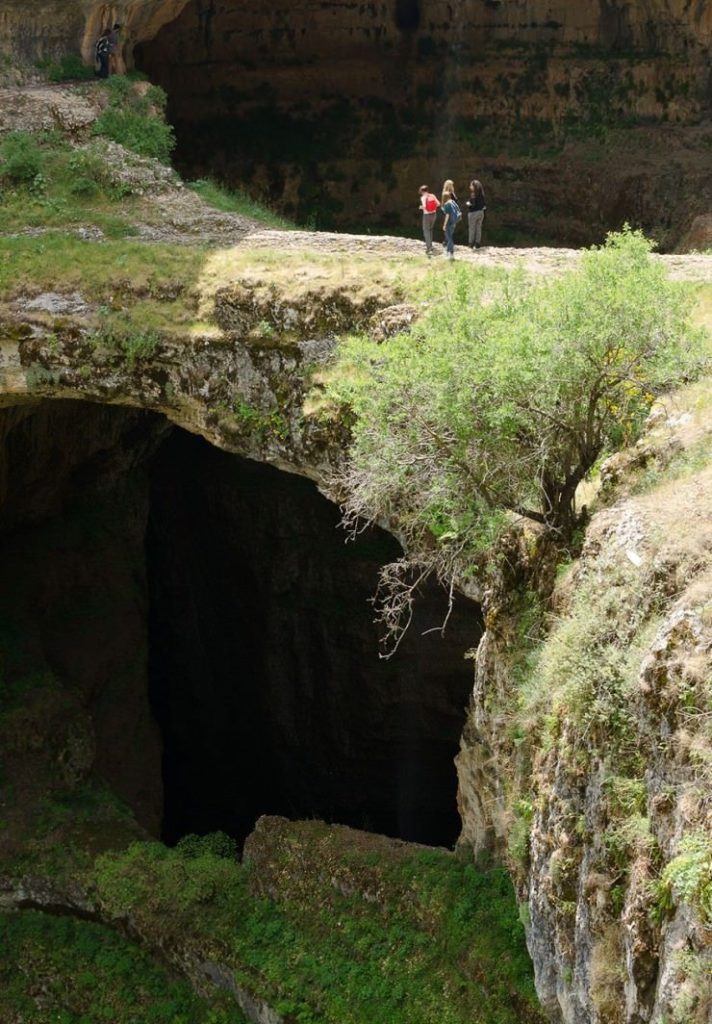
[1, 80, 712, 1023]
[456, 391, 712, 1023]
[2, 0, 712, 245]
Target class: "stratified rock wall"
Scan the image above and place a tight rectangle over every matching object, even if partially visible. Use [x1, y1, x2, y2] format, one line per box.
[0, 0, 191, 65]
[456, 417, 712, 1024]
[133, 0, 712, 244]
[2, 0, 711, 243]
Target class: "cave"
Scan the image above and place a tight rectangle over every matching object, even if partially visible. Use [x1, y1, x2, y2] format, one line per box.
[0, 400, 481, 851]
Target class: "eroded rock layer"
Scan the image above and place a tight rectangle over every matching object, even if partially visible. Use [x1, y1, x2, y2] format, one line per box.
[2, 1, 711, 244]
[132, 0, 712, 245]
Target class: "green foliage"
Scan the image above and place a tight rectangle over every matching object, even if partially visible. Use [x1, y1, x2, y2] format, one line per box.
[508, 799, 534, 864]
[527, 558, 659, 751]
[668, 950, 712, 1024]
[89, 315, 162, 368]
[603, 775, 646, 817]
[325, 230, 705, 577]
[231, 400, 289, 441]
[188, 178, 293, 229]
[46, 54, 94, 82]
[658, 831, 712, 925]
[603, 815, 654, 870]
[176, 830, 238, 860]
[0, 131, 43, 185]
[0, 131, 141, 236]
[93, 834, 544, 1024]
[93, 79, 175, 162]
[0, 910, 247, 1023]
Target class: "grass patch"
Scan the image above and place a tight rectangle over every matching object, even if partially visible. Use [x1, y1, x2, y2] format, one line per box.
[0, 131, 139, 237]
[0, 910, 247, 1023]
[44, 54, 95, 83]
[0, 232, 204, 303]
[188, 178, 294, 229]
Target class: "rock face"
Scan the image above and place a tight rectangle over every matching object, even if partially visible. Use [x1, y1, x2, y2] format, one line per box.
[0, 0, 190, 67]
[2, 1, 712, 243]
[456, 406, 712, 1024]
[132, 0, 712, 246]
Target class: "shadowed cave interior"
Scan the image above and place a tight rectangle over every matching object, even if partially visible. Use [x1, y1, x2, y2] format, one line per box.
[0, 401, 482, 850]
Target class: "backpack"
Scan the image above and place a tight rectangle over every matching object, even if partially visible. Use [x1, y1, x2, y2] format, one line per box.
[96, 36, 110, 57]
[450, 199, 462, 223]
[424, 193, 439, 214]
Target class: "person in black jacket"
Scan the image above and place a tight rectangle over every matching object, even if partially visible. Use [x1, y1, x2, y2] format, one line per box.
[95, 29, 110, 79]
[466, 180, 486, 249]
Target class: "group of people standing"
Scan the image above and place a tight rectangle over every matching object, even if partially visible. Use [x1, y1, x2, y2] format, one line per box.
[95, 23, 122, 79]
[418, 179, 486, 260]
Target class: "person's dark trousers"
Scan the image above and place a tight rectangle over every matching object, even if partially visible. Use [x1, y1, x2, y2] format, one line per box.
[468, 210, 484, 247]
[422, 212, 436, 253]
[97, 54, 109, 79]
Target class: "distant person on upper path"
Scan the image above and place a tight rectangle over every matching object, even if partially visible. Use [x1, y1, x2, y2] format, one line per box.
[441, 185, 460, 262]
[466, 179, 486, 249]
[419, 185, 440, 257]
[95, 29, 110, 80]
[108, 23, 124, 75]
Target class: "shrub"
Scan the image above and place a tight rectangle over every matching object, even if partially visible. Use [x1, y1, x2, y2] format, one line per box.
[658, 830, 712, 924]
[176, 831, 238, 860]
[69, 175, 100, 197]
[67, 146, 110, 187]
[0, 132, 43, 185]
[323, 228, 707, 639]
[46, 54, 94, 82]
[93, 80, 175, 162]
[89, 317, 162, 367]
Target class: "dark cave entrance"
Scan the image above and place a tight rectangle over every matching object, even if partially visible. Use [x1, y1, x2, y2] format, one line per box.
[1, 401, 481, 851]
[148, 428, 481, 849]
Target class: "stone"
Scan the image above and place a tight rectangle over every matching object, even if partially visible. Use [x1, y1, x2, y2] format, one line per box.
[678, 213, 712, 253]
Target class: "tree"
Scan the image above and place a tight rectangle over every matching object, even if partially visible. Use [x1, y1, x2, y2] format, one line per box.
[323, 230, 707, 645]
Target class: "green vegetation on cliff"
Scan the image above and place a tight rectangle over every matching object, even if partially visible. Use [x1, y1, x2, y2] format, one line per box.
[323, 230, 708, 639]
[93, 77, 175, 163]
[0, 910, 247, 1023]
[92, 821, 544, 1024]
[0, 129, 139, 237]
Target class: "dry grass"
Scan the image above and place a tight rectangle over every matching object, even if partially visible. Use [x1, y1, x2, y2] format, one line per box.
[196, 246, 424, 318]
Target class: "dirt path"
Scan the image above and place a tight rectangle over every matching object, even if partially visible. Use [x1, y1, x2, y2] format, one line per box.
[245, 228, 712, 283]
